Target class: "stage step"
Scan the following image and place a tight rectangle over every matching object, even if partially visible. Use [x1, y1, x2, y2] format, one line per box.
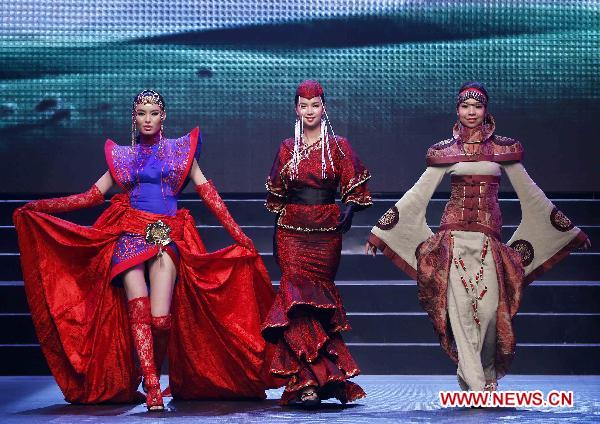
[0, 280, 597, 374]
[1, 281, 599, 314]
[1, 251, 599, 282]
[2, 196, 599, 227]
[0, 343, 598, 375]
[2, 224, 599, 253]
[1, 312, 598, 345]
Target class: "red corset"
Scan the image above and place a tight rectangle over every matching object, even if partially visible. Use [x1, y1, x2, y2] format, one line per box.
[439, 175, 502, 239]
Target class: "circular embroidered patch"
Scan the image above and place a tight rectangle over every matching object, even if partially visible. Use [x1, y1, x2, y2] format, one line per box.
[510, 239, 534, 267]
[492, 136, 517, 146]
[550, 207, 574, 232]
[431, 138, 456, 150]
[376, 206, 399, 230]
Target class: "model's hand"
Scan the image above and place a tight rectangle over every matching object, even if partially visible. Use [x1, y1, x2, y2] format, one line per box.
[336, 204, 355, 234]
[580, 237, 592, 251]
[365, 241, 377, 256]
[237, 232, 258, 254]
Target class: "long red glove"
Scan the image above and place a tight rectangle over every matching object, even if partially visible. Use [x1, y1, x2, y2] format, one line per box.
[21, 185, 104, 213]
[195, 180, 256, 252]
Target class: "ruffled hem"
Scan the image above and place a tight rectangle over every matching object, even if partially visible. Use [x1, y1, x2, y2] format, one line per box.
[262, 276, 350, 342]
[340, 171, 371, 201]
[272, 331, 364, 405]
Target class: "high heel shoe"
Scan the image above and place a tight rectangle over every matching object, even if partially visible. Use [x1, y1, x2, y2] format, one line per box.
[300, 386, 321, 407]
[143, 373, 164, 411]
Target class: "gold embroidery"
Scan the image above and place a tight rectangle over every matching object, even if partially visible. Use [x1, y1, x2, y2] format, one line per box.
[265, 179, 286, 198]
[279, 140, 323, 179]
[276, 210, 338, 233]
[341, 170, 371, 201]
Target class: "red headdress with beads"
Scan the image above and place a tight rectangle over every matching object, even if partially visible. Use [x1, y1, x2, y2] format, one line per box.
[296, 80, 324, 100]
[291, 80, 343, 180]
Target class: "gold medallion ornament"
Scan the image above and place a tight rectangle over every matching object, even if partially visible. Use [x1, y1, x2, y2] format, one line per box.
[145, 220, 172, 254]
[376, 206, 399, 231]
[509, 239, 534, 267]
[550, 207, 574, 232]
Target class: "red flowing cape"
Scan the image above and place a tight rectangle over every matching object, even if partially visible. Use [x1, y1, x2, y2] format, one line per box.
[13, 194, 277, 403]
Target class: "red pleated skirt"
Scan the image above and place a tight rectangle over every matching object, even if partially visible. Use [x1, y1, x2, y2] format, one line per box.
[262, 228, 365, 404]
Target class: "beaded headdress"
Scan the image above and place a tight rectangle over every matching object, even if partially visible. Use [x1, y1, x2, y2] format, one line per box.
[296, 80, 324, 100]
[291, 80, 343, 180]
[131, 89, 166, 145]
[456, 87, 488, 107]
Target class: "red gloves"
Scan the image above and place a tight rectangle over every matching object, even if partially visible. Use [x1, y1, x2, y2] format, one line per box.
[195, 180, 256, 252]
[21, 185, 104, 214]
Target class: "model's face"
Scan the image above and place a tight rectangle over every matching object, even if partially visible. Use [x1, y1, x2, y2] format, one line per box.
[296, 96, 324, 129]
[134, 103, 164, 137]
[457, 98, 486, 128]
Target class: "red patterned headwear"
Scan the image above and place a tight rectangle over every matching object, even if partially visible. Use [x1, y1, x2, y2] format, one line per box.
[296, 80, 324, 100]
[456, 87, 488, 107]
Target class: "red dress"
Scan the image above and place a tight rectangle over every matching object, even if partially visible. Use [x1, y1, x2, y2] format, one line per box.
[13, 129, 276, 404]
[262, 136, 372, 404]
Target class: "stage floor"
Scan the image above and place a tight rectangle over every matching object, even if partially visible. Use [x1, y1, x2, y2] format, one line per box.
[0, 375, 598, 423]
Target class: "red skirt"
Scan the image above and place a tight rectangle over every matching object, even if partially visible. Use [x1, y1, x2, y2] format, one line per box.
[262, 228, 365, 404]
[14, 195, 277, 403]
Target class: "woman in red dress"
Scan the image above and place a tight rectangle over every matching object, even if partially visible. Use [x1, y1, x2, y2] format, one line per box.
[262, 80, 372, 406]
[14, 90, 275, 411]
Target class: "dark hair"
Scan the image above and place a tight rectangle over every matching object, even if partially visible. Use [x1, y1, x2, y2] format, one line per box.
[295, 94, 326, 106]
[458, 81, 489, 100]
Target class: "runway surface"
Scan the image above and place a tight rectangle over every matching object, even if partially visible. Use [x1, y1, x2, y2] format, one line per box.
[1, 375, 598, 423]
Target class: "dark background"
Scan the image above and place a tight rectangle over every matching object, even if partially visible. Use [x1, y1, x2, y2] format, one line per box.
[0, 1, 598, 194]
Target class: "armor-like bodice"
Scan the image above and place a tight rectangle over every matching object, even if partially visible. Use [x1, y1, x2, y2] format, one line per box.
[105, 128, 200, 216]
[440, 174, 502, 239]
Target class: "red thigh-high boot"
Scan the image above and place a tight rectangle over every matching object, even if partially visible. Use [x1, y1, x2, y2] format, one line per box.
[151, 314, 172, 397]
[151, 315, 171, 376]
[127, 297, 164, 411]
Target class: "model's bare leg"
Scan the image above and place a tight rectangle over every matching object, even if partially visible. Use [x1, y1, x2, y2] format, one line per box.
[148, 253, 177, 375]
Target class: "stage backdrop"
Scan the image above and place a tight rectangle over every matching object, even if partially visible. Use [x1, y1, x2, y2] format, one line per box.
[0, 1, 598, 193]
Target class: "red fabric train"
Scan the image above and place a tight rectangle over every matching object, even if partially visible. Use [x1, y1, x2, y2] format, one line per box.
[14, 194, 278, 403]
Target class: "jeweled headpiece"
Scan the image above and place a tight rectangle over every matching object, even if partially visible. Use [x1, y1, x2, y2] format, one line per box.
[456, 87, 488, 107]
[296, 80, 324, 100]
[131, 89, 166, 145]
[133, 89, 166, 111]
